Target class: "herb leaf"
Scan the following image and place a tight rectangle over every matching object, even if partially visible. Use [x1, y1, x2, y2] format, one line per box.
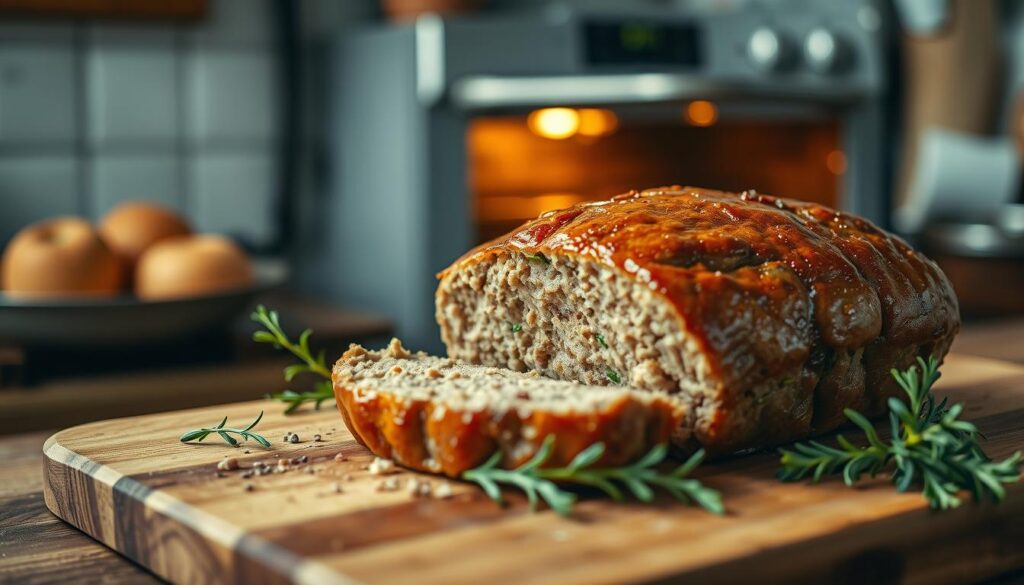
[510, 323, 523, 333]
[523, 252, 550, 264]
[463, 436, 723, 516]
[605, 368, 621, 385]
[267, 381, 335, 415]
[778, 356, 1022, 509]
[180, 411, 271, 449]
[595, 333, 608, 349]
[252, 305, 334, 414]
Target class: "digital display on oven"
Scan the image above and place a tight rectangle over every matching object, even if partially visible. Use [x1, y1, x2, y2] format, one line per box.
[584, 21, 703, 66]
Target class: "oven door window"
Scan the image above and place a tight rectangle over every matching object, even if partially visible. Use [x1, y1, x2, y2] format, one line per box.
[468, 106, 842, 243]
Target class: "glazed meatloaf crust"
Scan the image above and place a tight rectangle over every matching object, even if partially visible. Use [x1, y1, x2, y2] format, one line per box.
[334, 339, 685, 476]
[435, 186, 960, 455]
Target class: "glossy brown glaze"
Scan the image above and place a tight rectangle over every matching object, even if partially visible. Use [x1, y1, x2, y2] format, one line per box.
[440, 186, 960, 451]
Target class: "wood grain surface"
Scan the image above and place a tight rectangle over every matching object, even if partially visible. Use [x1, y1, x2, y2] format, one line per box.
[0, 432, 158, 584]
[40, 353, 1024, 585]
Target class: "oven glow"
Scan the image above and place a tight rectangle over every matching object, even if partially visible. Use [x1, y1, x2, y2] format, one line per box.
[480, 193, 588, 221]
[686, 100, 718, 127]
[826, 150, 847, 175]
[577, 109, 619, 137]
[528, 108, 580, 139]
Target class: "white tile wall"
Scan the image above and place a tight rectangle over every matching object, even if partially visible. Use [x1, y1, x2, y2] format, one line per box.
[89, 24, 175, 45]
[90, 154, 183, 216]
[0, 156, 79, 243]
[0, 44, 77, 146]
[186, 50, 278, 145]
[0, 21, 74, 43]
[189, 152, 277, 245]
[189, 0, 273, 47]
[0, 0, 289, 250]
[87, 29, 179, 146]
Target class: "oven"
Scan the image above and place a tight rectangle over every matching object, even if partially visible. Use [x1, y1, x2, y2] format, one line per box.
[312, 1, 889, 351]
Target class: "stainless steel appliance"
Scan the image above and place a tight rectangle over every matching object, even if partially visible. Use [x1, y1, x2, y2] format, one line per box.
[312, 1, 890, 351]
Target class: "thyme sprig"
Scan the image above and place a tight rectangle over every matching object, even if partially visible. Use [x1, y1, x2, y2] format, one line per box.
[778, 356, 1022, 509]
[462, 436, 724, 516]
[251, 305, 334, 414]
[180, 411, 271, 448]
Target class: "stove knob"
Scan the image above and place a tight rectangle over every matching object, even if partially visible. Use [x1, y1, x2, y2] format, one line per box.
[804, 28, 853, 74]
[747, 27, 795, 73]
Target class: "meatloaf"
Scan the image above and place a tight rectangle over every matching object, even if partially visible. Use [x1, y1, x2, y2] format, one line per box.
[334, 339, 684, 476]
[434, 186, 960, 456]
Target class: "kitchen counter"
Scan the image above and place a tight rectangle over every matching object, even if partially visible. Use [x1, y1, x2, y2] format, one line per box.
[1, 318, 1022, 584]
[0, 294, 393, 436]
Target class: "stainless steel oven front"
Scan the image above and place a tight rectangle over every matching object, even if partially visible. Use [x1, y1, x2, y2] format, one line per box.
[310, 1, 889, 351]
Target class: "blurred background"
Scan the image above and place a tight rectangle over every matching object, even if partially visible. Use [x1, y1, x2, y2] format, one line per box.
[0, 0, 1022, 431]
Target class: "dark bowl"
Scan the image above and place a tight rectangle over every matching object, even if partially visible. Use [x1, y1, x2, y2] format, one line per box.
[0, 261, 287, 348]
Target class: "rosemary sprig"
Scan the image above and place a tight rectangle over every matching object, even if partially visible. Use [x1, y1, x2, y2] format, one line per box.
[180, 411, 271, 448]
[778, 356, 1022, 509]
[251, 305, 334, 414]
[268, 382, 335, 415]
[252, 305, 331, 379]
[462, 436, 724, 516]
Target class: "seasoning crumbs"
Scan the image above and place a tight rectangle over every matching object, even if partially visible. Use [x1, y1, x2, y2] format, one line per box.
[368, 457, 396, 475]
[376, 477, 401, 492]
[217, 458, 239, 471]
[407, 478, 432, 498]
[434, 482, 454, 499]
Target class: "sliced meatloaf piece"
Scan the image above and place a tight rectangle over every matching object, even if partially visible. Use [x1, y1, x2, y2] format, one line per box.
[435, 186, 960, 455]
[333, 338, 685, 476]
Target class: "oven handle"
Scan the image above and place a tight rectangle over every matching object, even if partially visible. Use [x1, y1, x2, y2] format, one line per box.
[449, 73, 870, 110]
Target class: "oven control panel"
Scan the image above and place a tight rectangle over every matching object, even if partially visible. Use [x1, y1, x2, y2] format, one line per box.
[744, 25, 856, 75]
[419, 0, 885, 109]
[583, 21, 704, 67]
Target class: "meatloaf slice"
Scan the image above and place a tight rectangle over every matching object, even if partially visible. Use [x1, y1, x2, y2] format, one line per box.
[333, 338, 685, 476]
[435, 186, 960, 455]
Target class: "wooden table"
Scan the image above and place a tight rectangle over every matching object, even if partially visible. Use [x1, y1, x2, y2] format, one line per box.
[2, 319, 1022, 584]
[0, 431, 158, 584]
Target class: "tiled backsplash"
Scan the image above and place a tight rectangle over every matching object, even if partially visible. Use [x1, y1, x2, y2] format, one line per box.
[0, 0, 281, 249]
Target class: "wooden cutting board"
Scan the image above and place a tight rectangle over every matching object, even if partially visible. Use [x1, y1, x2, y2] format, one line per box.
[42, 353, 1024, 585]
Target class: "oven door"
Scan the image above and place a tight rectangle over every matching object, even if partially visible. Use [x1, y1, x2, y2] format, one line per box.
[466, 100, 845, 243]
[456, 76, 872, 244]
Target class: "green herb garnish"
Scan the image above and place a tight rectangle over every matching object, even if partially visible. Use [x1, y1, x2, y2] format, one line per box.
[606, 367, 621, 384]
[595, 333, 608, 349]
[463, 436, 723, 516]
[252, 305, 334, 414]
[180, 411, 271, 448]
[510, 323, 523, 333]
[523, 252, 550, 264]
[778, 356, 1022, 509]
[267, 387, 335, 415]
